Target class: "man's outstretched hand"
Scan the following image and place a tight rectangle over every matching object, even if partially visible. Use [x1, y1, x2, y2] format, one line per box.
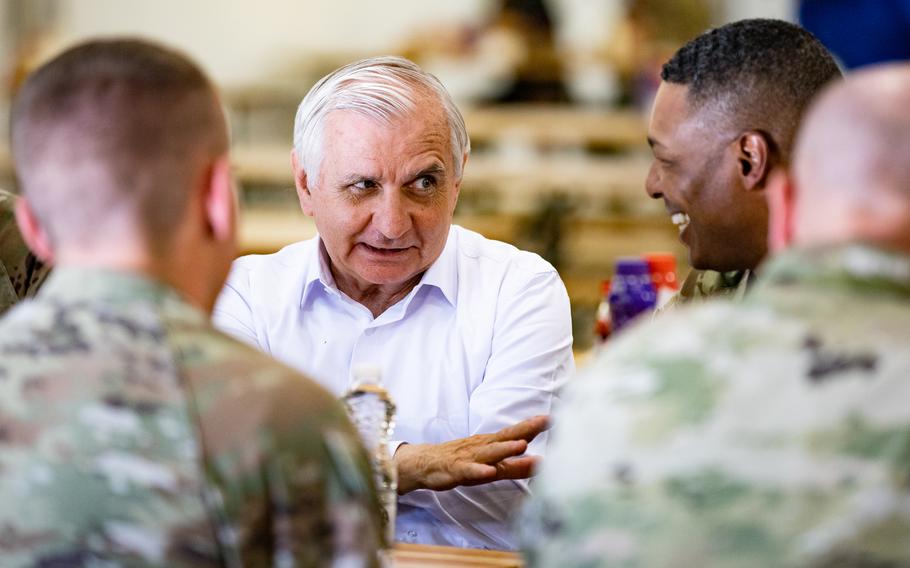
[394, 415, 550, 494]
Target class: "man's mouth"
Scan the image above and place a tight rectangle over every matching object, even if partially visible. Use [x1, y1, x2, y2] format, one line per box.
[362, 243, 412, 256]
[670, 212, 690, 235]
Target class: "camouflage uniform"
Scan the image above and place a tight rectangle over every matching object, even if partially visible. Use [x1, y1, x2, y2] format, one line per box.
[0, 189, 50, 315]
[522, 243, 910, 567]
[659, 268, 752, 313]
[0, 268, 382, 567]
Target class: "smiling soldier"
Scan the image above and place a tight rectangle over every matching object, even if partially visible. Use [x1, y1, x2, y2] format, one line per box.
[213, 56, 574, 550]
[646, 19, 841, 306]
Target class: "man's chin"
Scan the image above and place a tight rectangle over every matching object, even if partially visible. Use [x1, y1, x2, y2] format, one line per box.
[354, 265, 424, 288]
[688, 249, 720, 272]
[690, 255, 747, 274]
[686, 241, 723, 272]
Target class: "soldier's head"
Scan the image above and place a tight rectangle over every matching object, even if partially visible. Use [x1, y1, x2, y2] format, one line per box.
[11, 38, 235, 310]
[768, 63, 910, 253]
[645, 19, 841, 272]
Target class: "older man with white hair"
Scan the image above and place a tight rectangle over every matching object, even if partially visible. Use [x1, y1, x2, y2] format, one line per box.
[214, 56, 574, 550]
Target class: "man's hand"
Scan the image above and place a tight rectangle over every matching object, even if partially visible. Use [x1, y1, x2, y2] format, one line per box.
[394, 415, 549, 495]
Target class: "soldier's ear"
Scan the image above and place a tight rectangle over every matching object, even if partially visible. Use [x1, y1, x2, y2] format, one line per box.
[14, 197, 54, 264]
[202, 155, 235, 244]
[766, 168, 796, 254]
[291, 149, 315, 217]
[737, 131, 771, 190]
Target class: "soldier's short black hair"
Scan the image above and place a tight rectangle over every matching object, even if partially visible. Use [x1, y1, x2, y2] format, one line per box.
[11, 38, 227, 250]
[661, 19, 842, 160]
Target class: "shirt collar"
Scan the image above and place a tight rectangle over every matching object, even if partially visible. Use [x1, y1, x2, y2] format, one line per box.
[414, 225, 458, 307]
[301, 227, 459, 308]
[298, 237, 332, 306]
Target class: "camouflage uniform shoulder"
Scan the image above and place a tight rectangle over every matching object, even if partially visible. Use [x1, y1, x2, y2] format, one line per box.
[523, 245, 910, 567]
[599, 294, 786, 374]
[0, 271, 381, 566]
[0, 276, 224, 567]
[165, 305, 351, 428]
[161, 304, 384, 564]
[0, 189, 50, 314]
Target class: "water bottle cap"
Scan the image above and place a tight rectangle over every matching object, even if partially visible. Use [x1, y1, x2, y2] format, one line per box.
[351, 364, 382, 387]
[644, 252, 678, 288]
[614, 257, 650, 276]
[644, 252, 675, 271]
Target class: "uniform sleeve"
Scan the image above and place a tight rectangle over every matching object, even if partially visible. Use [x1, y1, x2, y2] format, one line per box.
[181, 334, 384, 566]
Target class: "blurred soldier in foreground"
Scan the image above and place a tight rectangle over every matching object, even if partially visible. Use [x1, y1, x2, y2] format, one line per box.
[0, 188, 49, 314]
[0, 39, 381, 566]
[522, 63, 910, 567]
[646, 19, 841, 305]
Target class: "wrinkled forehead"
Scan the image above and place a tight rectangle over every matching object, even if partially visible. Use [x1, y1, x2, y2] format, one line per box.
[324, 100, 451, 149]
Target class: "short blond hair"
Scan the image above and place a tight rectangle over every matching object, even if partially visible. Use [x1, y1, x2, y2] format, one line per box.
[12, 38, 227, 251]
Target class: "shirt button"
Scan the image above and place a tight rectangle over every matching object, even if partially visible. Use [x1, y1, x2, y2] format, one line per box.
[407, 530, 417, 538]
[364, 328, 375, 336]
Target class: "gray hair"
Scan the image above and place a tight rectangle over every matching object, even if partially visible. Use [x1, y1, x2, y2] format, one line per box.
[292, 56, 471, 182]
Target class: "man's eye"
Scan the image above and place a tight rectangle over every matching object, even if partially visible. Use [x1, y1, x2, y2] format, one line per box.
[352, 179, 378, 191]
[412, 176, 437, 191]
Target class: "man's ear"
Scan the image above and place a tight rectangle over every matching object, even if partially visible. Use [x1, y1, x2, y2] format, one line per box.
[14, 197, 55, 264]
[202, 155, 235, 244]
[736, 131, 771, 190]
[291, 149, 315, 216]
[766, 168, 796, 254]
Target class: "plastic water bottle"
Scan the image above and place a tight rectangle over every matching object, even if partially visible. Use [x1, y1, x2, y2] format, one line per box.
[645, 252, 679, 309]
[342, 365, 397, 549]
[593, 279, 612, 344]
[609, 257, 657, 333]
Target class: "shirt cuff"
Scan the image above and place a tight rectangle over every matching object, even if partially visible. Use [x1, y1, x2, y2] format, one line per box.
[389, 440, 407, 459]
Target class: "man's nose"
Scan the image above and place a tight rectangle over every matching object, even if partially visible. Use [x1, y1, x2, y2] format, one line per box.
[373, 188, 413, 240]
[645, 163, 663, 200]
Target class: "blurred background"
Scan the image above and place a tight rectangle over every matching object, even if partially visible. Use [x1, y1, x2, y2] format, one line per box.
[2, 0, 905, 349]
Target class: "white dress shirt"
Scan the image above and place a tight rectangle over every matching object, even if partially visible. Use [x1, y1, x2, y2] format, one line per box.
[213, 224, 574, 550]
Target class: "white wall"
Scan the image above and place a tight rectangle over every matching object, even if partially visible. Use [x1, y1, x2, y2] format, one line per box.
[48, 0, 798, 88]
[722, 0, 796, 22]
[56, 0, 488, 86]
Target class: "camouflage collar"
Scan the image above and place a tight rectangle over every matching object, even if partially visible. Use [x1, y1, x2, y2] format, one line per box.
[678, 267, 753, 303]
[40, 267, 193, 307]
[759, 243, 910, 298]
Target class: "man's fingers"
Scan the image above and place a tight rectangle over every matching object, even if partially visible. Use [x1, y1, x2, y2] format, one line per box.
[460, 456, 539, 487]
[494, 455, 539, 480]
[461, 462, 499, 483]
[473, 439, 528, 464]
[493, 415, 550, 443]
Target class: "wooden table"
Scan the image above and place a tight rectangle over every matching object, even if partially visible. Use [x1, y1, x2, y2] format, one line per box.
[393, 543, 523, 567]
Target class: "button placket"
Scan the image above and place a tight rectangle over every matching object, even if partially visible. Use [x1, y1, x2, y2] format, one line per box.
[349, 324, 384, 380]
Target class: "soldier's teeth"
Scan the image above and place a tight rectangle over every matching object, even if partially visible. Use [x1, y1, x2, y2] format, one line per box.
[671, 213, 690, 226]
